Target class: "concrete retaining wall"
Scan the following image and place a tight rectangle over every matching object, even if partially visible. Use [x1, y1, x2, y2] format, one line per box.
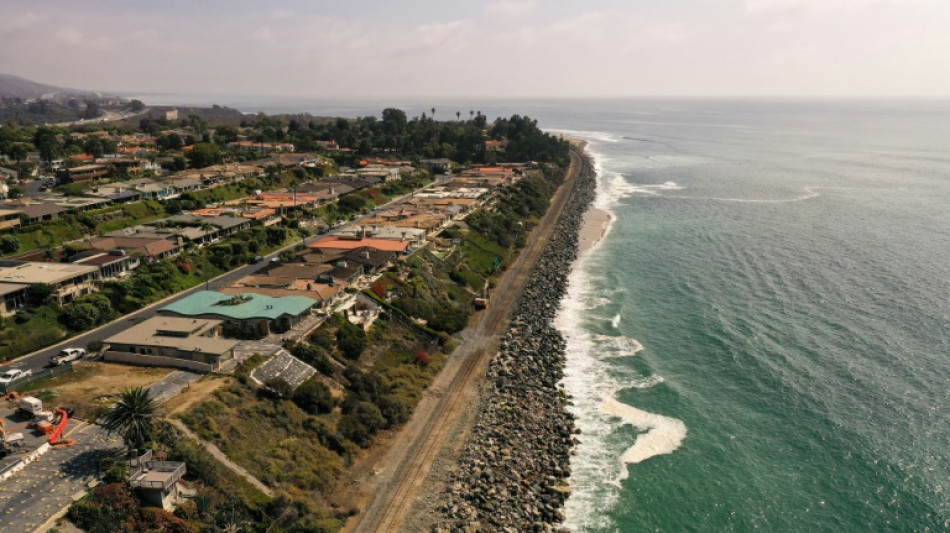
[104, 351, 214, 373]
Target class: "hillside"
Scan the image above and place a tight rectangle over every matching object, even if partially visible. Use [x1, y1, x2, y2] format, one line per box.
[0, 73, 93, 99]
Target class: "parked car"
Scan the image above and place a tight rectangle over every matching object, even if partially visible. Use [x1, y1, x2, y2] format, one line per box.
[49, 347, 86, 366]
[0, 368, 32, 384]
[252, 255, 264, 263]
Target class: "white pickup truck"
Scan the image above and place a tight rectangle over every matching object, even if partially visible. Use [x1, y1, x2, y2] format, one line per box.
[49, 347, 86, 366]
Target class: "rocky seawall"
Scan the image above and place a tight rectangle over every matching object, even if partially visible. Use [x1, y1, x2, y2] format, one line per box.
[432, 150, 597, 533]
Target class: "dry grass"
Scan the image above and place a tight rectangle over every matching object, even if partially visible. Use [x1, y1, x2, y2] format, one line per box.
[23, 361, 173, 420]
[164, 375, 232, 415]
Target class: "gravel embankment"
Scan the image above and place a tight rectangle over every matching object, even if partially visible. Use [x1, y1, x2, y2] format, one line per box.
[432, 152, 596, 533]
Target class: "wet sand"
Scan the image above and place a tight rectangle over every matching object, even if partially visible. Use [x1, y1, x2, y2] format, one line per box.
[578, 207, 612, 255]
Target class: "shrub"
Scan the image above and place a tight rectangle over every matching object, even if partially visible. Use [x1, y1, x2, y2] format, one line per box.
[262, 377, 293, 399]
[293, 379, 336, 415]
[338, 401, 385, 446]
[336, 319, 367, 360]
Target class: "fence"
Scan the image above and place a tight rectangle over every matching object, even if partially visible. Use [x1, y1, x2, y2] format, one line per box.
[0, 362, 73, 394]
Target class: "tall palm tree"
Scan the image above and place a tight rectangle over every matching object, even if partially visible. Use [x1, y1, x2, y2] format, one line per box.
[101, 387, 157, 457]
[456, 111, 461, 121]
[431, 107, 436, 120]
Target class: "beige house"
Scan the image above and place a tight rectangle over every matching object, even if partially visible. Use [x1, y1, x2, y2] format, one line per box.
[0, 261, 99, 304]
[104, 316, 239, 372]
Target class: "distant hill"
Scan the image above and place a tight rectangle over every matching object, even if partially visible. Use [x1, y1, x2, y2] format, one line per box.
[0, 73, 100, 100]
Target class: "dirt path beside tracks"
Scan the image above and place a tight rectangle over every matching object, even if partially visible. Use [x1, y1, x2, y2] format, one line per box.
[343, 150, 585, 533]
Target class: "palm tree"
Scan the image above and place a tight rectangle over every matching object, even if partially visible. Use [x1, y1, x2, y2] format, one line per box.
[101, 387, 157, 457]
[456, 111, 461, 121]
[469, 110, 474, 120]
[431, 107, 436, 121]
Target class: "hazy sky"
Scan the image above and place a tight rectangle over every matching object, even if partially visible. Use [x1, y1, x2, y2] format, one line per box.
[2, 0, 949, 98]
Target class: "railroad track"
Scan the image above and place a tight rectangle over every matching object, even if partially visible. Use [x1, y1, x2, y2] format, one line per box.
[355, 149, 585, 533]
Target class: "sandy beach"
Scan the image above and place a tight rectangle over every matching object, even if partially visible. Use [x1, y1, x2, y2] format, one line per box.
[578, 207, 612, 255]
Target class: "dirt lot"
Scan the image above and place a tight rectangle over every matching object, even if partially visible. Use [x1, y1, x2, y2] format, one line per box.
[20, 361, 173, 420]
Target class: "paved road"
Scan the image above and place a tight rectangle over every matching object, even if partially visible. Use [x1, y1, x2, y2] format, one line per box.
[0, 419, 120, 533]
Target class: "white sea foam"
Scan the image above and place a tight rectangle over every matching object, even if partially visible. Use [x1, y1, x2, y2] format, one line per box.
[611, 179, 685, 198]
[592, 334, 644, 358]
[601, 394, 688, 485]
[610, 312, 622, 329]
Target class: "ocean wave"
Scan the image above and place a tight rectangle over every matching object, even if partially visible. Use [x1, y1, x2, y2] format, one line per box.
[551, 128, 623, 144]
[601, 395, 688, 485]
[611, 179, 684, 198]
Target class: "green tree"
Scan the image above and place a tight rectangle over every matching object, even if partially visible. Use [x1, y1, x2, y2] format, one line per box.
[83, 137, 105, 158]
[100, 387, 158, 456]
[62, 302, 100, 330]
[336, 319, 367, 360]
[292, 378, 336, 415]
[128, 99, 145, 112]
[0, 235, 19, 255]
[32, 127, 61, 165]
[187, 142, 222, 168]
[338, 401, 385, 446]
[25, 283, 54, 306]
[8, 143, 28, 180]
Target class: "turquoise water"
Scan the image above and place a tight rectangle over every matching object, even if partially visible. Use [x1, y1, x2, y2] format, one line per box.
[555, 100, 950, 532]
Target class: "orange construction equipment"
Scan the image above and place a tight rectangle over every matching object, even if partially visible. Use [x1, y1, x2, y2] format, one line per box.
[48, 408, 68, 445]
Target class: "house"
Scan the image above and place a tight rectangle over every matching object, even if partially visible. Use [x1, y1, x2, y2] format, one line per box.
[104, 316, 239, 372]
[341, 246, 398, 275]
[129, 457, 187, 510]
[0, 283, 28, 316]
[11, 203, 67, 224]
[56, 164, 108, 184]
[331, 224, 427, 244]
[162, 214, 251, 240]
[159, 290, 317, 336]
[0, 260, 99, 304]
[485, 139, 508, 151]
[69, 249, 140, 280]
[219, 281, 344, 310]
[87, 236, 183, 262]
[419, 158, 452, 173]
[308, 235, 413, 255]
[0, 209, 22, 230]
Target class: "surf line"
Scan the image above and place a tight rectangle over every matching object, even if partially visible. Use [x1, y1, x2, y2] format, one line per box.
[601, 393, 688, 486]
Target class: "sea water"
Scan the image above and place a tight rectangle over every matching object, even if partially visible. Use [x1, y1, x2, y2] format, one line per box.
[134, 94, 950, 531]
[552, 100, 950, 532]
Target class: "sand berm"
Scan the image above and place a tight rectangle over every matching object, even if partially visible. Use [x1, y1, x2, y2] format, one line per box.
[431, 149, 597, 532]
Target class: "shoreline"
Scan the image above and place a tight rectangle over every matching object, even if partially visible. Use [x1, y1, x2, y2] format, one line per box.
[578, 207, 612, 256]
[430, 148, 598, 531]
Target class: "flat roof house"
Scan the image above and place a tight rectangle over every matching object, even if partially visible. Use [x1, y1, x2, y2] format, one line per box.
[104, 316, 239, 372]
[56, 164, 109, 184]
[0, 260, 100, 303]
[159, 290, 317, 337]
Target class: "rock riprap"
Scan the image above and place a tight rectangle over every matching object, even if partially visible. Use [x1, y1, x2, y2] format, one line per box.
[433, 151, 596, 533]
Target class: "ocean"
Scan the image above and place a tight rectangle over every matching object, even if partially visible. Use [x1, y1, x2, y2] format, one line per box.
[139, 94, 950, 531]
